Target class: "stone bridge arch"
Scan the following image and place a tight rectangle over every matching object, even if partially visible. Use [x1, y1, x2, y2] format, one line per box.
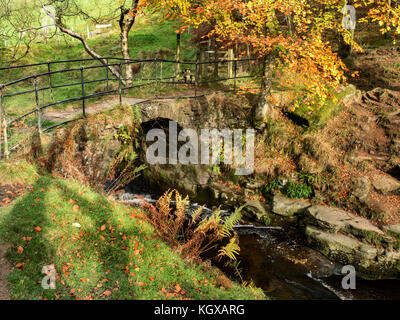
[136, 94, 251, 131]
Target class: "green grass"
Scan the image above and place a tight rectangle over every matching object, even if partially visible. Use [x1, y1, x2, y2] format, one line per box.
[0, 163, 265, 300]
[0, 14, 196, 118]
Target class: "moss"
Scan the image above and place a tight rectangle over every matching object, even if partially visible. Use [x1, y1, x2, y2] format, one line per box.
[292, 85, 358, 129]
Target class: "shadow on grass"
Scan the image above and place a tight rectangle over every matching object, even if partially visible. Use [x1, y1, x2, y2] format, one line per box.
[0, 175, 135, 300]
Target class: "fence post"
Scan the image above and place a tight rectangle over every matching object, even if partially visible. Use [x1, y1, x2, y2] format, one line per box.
[228, 48, 234, 79]
[106, 58, 109, 92]
[213, 42, 219, 81]
[0, 85, 8, 160]
[80, 68, 86, 118]
[118, 63, 122, 106]
[34, 76, 42, 134]
[47, 62, 54, 103]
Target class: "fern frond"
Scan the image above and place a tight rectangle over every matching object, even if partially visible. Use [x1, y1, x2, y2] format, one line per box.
[191, 206, 204, 223]
[218, 205, 244, 238]
[218, 235, 240, 261]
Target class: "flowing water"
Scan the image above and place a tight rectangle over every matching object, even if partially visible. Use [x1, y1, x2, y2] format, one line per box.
[113, 180, 400, 300]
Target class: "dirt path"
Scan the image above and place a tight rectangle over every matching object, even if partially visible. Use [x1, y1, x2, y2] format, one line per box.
[0, 243, 11, 300]
[43, 96, 146, 122]
[42, 88, 215, 122]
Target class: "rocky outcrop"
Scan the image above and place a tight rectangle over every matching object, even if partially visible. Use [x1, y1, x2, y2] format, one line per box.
[371, 173, 400, 194]
[303, 205, 399, 279]
[306, 226, 400, 279]
[272, 194, 311, 217]
[271, 194, 400, 279]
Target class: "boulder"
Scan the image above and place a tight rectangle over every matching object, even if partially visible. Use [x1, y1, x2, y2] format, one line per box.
[244, 200, 270, 221]
[272, 194, 311, 217]
[371, 173, 400, 194]
[305, 206, 351, 232]
[305, 205, 384, 237]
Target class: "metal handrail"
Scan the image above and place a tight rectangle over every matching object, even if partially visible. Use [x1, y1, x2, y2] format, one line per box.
[0, 56, 263, 159]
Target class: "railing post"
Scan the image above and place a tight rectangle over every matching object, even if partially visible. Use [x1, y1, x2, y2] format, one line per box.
[34, 76, 42, 134]
[154, 58, 158, 96]
[80, 68, 86, 118]
[118, 63, 122, 106]
[195, 59, 199, 97]
[48, 62, 54, 103]
[0, 85, 8, 160]
[234, 59, 237, 91]
[160, 60, 163, 83]
[106, 58, 109, 92]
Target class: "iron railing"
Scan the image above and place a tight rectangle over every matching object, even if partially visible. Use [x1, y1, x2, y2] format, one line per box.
[0, 56, 263, 159]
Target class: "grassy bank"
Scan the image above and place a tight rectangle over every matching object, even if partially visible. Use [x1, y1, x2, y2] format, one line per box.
[0, 162, 265, 300]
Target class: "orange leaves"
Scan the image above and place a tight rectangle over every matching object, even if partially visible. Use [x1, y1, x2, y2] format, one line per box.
[100, 225, 106, 232]
[17, 246, 23, 254]
[80, 278, 89, 283]
[34, 226, 41, 232]
[72, 205, 80, 212]
[102, 290, 112, 296]
[175, 283, 181, 293]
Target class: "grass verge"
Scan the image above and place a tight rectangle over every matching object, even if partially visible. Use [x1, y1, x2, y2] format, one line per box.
[0, 162, 265, 300]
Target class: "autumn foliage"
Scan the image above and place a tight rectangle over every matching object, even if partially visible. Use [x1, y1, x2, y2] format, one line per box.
[150, 0, 399, 110]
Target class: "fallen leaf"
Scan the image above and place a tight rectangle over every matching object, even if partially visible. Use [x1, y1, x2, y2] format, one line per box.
[102, 290, 112, 296]
[17, 246, 23, 254]
[34, 226, 41, 232]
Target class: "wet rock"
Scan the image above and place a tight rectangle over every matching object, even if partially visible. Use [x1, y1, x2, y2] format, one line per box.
[371, 173, 400, 194]
[244, 200, 270, 221]
[305, 226, 400, 279]
[272, 194, 311, 217]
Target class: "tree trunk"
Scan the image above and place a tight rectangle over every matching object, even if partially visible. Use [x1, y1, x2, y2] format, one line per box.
[120, 19, 133, 86]
[118, 1, 140, 86]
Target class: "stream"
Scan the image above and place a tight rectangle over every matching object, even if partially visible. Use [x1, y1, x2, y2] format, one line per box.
[112, 179, 400, 300]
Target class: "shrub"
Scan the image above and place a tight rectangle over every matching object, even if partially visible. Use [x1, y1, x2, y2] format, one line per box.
[284, 181, 313, 199]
